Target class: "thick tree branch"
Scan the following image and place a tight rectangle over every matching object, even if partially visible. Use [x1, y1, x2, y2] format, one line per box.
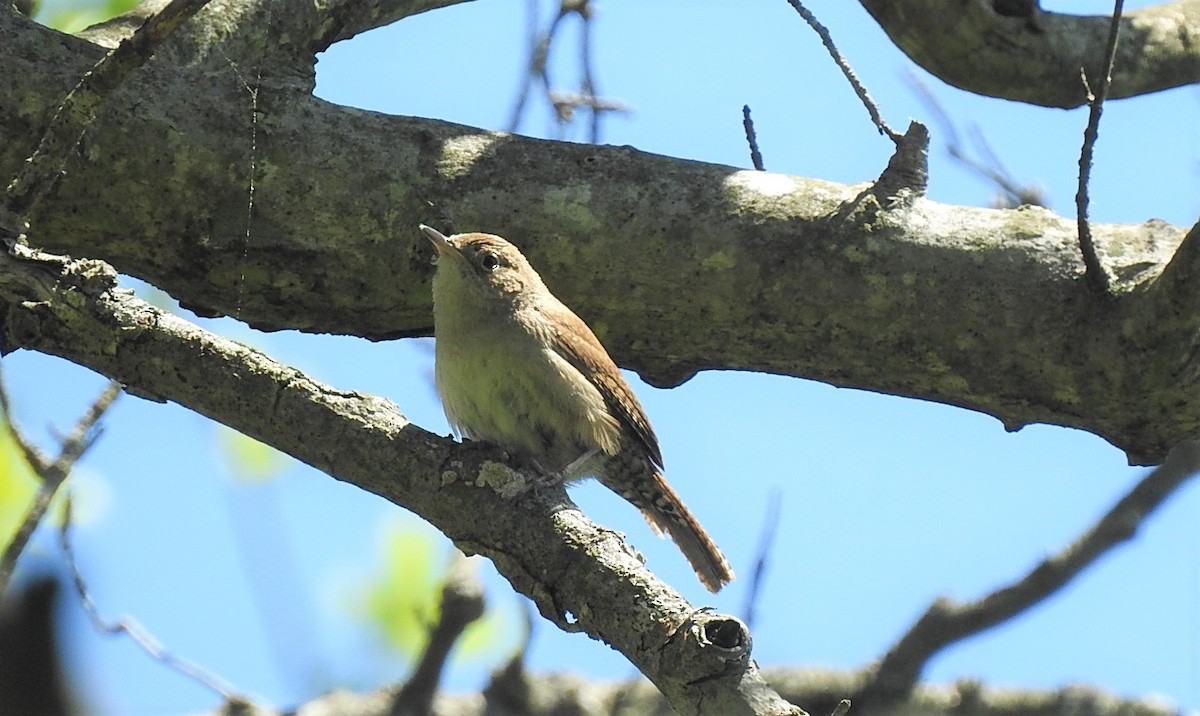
[2, 0, 212, 227]
[0, 244, 799, 716]
[2, 7, 1198, 463]
[204, 667, 1180, 716]
[859, 0, 1200, 108]
[75, 0, 472, 55]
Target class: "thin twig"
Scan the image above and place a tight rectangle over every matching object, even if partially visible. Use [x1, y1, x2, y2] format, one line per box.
[1075, 0, 1124, 295]
[537, 8, 570, 136]
[0, 368, 52, 472]
[508, 0, 540, 131]
[3, 0, 213, 226]
[0, 378, 121, 594]
[859, 439, 1200, 706]
[548, 92, 631, 117]
[576, 0, 602, 142]
[58, 495, 249, 705]
[507, 0, 626, 140]
[785, 0, 901, 142]
[741, 488, 780, 630]
[907, 70, 1045, 208]
[742, 105, 766, 171]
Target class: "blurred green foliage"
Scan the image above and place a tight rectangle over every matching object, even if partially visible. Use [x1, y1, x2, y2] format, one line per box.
[0, 420, 39, 550]
[360, 521, 520, 667]
[36, 0, 141, 34]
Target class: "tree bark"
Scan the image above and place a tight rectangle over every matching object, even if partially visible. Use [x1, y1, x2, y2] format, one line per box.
[202, 667, 1180, 716]
[858, 0, 1200, 108]
[6, 0, 1200, 711]
[3, 3, 1200, 464]
[0, 244, 798, 716]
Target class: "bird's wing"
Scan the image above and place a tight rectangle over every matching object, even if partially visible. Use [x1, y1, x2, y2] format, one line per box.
[541, 302, 664, 468]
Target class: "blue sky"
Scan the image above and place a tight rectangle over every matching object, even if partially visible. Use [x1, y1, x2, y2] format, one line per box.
[6, 1, 1200, 713]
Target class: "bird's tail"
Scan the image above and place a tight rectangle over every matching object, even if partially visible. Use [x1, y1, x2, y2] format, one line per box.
[601, 457, 734, 593]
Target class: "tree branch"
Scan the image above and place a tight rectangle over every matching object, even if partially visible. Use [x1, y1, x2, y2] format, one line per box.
[2, 0, 213, 227]
[787, 0, 900, 141]
[58, 495, 250, 706]
[0, 377, 120, 594]
[4, 8, 1199, 462]
[856, 440, 1200, 707]
[859, 0, 1200, 108]
[390, 557, 485, 715]
[202, 666, 1181, 716]
[1074, 0, 1124, 296]
[0, 244, 800, 716]
[75, 0, 474, 56]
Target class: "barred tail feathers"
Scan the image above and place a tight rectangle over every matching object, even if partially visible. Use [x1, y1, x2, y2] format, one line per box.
[639, 471, 734, 593]
[599, 452, 734, 593]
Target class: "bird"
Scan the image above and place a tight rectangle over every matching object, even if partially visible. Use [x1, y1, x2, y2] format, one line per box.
[420, 224, 733, 592]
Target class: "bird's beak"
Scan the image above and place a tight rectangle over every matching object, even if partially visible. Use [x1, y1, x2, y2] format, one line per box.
[420, 224, 458, 257]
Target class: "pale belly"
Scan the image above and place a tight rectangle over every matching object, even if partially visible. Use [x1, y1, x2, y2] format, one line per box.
[434, 333, 618, 475]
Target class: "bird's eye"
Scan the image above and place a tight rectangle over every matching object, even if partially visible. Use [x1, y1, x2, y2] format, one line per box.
[479, 251, 501, 271]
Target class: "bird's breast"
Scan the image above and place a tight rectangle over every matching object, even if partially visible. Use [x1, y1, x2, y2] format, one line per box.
[433, 315, 621, 475]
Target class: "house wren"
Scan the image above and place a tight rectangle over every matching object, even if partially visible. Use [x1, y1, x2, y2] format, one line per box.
[420, 225, 733, 592]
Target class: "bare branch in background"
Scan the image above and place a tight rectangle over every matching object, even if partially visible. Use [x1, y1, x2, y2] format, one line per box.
[857, 440, 1200, 707]
[574, 0, 601, 142]
[0, 368, 242, 707]
[389, 556, 486, 716]
[58, 495, 251, 708]
[908, 71, 1047, 209]
[507, 0, 629, 142]
[1075, 0, 1124, 295]
[741, 488, 780, 630]
[785, 0, 900, 143]
[481, 602, 536, 707]
[743, 104, 766, 171]
[0, 376, 121, 594]
[547, 92, 631, 126]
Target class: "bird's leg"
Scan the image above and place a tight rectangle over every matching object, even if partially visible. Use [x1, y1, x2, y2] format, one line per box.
[530, 448, 601, 489]
[557, 447, 601, 482]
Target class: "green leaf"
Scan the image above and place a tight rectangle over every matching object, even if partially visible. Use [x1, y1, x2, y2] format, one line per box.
[37, 0, 142, 34]
[356, 520, 523, 667]
[362, 522, 444, 660]
[0, 420, 39, 550]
